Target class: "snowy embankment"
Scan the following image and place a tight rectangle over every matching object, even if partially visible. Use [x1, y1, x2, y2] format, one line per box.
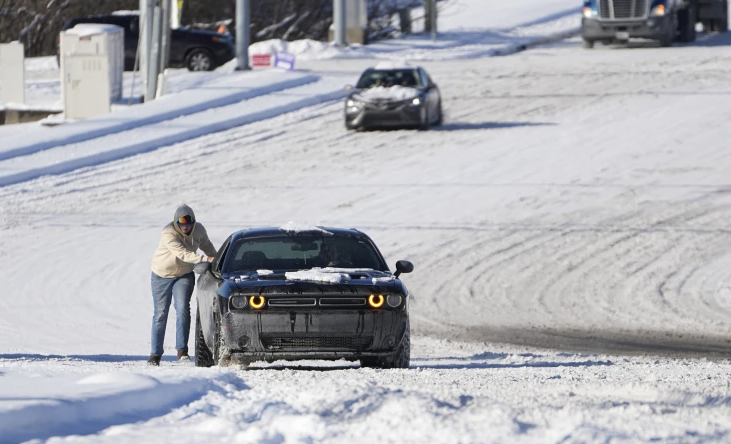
[2, 339, 730, 443]
[0, 366, 242, 444]
[250, 0, 580, 61]
[0, 74, 350, 188]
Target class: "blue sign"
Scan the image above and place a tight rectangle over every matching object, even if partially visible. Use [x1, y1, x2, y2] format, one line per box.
[274, 52, 296, 71]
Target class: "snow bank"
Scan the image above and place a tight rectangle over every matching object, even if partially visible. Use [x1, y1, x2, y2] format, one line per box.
[0, 368, 243, 444]
[0, 71, 319, 164]
[250, 39, 344, 61]
[0, 76, 349, 188]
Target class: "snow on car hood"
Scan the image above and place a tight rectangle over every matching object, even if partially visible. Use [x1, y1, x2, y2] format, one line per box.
[354, 86, 420, 103]
[285, 267, 395, 285]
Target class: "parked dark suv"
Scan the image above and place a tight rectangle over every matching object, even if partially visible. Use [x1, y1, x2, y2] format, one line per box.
[60, 11, 234, 71]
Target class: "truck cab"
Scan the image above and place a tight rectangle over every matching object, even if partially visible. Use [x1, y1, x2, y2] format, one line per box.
[581, 0, 728, 48]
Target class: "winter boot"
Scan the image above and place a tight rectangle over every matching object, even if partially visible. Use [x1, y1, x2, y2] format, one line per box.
[148, 355, 161, 366]
[177, 350, 191, 362]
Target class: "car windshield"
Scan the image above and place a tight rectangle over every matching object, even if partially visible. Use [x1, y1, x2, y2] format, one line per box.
[224, 235, 386, 273]
[356, 69, 422, 89]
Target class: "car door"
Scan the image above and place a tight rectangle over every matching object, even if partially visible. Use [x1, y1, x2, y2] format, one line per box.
[196, 236, 231, 346]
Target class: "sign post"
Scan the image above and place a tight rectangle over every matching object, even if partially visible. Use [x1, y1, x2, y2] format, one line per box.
[236, 0, 251, 70]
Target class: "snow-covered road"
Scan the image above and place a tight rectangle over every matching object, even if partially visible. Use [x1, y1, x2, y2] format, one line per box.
[4, 5, 731, 443]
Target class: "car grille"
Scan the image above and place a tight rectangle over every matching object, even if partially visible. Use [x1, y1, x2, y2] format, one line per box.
[598, 0, 647, 19]
[268, 298, 316, 307]
[261, 335, 373, 350]
[319, 297, 367, 307]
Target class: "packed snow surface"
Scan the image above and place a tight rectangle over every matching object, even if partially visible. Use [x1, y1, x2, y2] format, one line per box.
[3, 0, 731, 442]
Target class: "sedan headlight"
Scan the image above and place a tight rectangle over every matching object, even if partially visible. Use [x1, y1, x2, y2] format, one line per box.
[411, 97, 422, 106]
[346, 99, 362, 108]
[651, 4, 665, 16]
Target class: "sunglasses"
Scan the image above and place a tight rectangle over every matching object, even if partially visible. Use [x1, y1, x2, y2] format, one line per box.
[177, 215, 195, 225]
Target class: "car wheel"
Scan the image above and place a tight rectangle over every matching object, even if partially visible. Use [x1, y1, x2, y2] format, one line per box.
[419, 107, 430, 131]
[186, 49, 214, 71]
[194, 307, 214, 367]
[359, 319, 410, 369]
[434, 101, 443, 127]
[388, 320, 411, 369]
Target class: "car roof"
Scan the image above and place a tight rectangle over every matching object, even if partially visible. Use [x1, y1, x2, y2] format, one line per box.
[236, 226, 366, 239]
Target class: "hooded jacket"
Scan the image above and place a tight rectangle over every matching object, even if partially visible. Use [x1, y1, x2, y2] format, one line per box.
[151, 204, 217, 278]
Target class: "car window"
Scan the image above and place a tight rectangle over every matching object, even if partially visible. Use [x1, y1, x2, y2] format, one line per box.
[224, 235, 385, 273]
[356, 69, 423, 89]
[212, 237, 232, 274]
[418, 68, 430, 87]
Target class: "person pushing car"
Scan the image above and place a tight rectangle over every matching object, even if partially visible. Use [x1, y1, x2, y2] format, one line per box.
[148, 204, 217, 366]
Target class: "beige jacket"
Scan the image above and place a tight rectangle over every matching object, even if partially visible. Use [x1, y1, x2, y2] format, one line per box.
[151, 222, 217, 278]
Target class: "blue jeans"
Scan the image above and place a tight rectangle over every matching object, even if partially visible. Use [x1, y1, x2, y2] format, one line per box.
[150, 272, 195, 356]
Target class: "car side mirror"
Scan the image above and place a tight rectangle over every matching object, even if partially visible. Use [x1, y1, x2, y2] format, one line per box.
[344, 84, 354, 91]
[394, 260, 414, 278]
[194, 261, 211, 274]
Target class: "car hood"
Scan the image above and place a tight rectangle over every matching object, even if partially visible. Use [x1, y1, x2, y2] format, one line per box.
[225, 268, 402, 294]
[351, 86, 422, 104]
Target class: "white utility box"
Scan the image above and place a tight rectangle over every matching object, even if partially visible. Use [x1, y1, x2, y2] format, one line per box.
[60, 24, 124, 119]
[0, 42, 26, 105]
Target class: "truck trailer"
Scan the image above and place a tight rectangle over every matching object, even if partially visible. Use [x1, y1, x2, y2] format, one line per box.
[581, 0, 728, 47]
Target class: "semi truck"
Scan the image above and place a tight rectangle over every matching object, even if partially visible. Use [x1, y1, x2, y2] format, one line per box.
[581, 0, 728, 47]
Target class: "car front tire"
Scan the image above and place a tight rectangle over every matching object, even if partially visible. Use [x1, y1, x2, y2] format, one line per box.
[186, 48, 214, 71]
[359, 320, 410, 369]
[194, 307, 214, 367]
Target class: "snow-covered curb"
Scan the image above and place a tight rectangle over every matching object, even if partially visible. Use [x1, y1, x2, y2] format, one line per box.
[0, 79, 349, 188]
[0, 71, 318, 163]
[0, 368, 243, 443]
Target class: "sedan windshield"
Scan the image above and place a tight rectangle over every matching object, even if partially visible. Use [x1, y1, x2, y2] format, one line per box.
[356, 69, 422, 89]
[224, 235, 386, 273]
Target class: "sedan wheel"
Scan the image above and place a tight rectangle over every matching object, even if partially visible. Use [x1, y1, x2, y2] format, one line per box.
[187, 50, 213, 71]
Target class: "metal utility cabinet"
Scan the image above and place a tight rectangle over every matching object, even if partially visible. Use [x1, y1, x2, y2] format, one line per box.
[581, 0, 728, 47]
[60, 24, 124, 119]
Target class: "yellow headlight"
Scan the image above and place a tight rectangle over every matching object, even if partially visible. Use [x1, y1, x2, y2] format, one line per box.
[249, 295, 266, 309]
[651, 4, 665, 16]
[368, 294, 385, 308]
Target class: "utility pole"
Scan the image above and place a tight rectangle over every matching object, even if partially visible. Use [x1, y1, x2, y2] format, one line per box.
[431, 0, 437, 41]
[146, 4, 161, 101]
[159, 0, 172, 71]
[235, 0, 250, 70]
[333, 0, 346, 47]
[139, 0, 151, 100]
[425, 0, 437, 40]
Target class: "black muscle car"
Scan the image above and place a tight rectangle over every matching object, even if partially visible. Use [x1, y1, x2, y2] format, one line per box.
[192, 225, 414, 369]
